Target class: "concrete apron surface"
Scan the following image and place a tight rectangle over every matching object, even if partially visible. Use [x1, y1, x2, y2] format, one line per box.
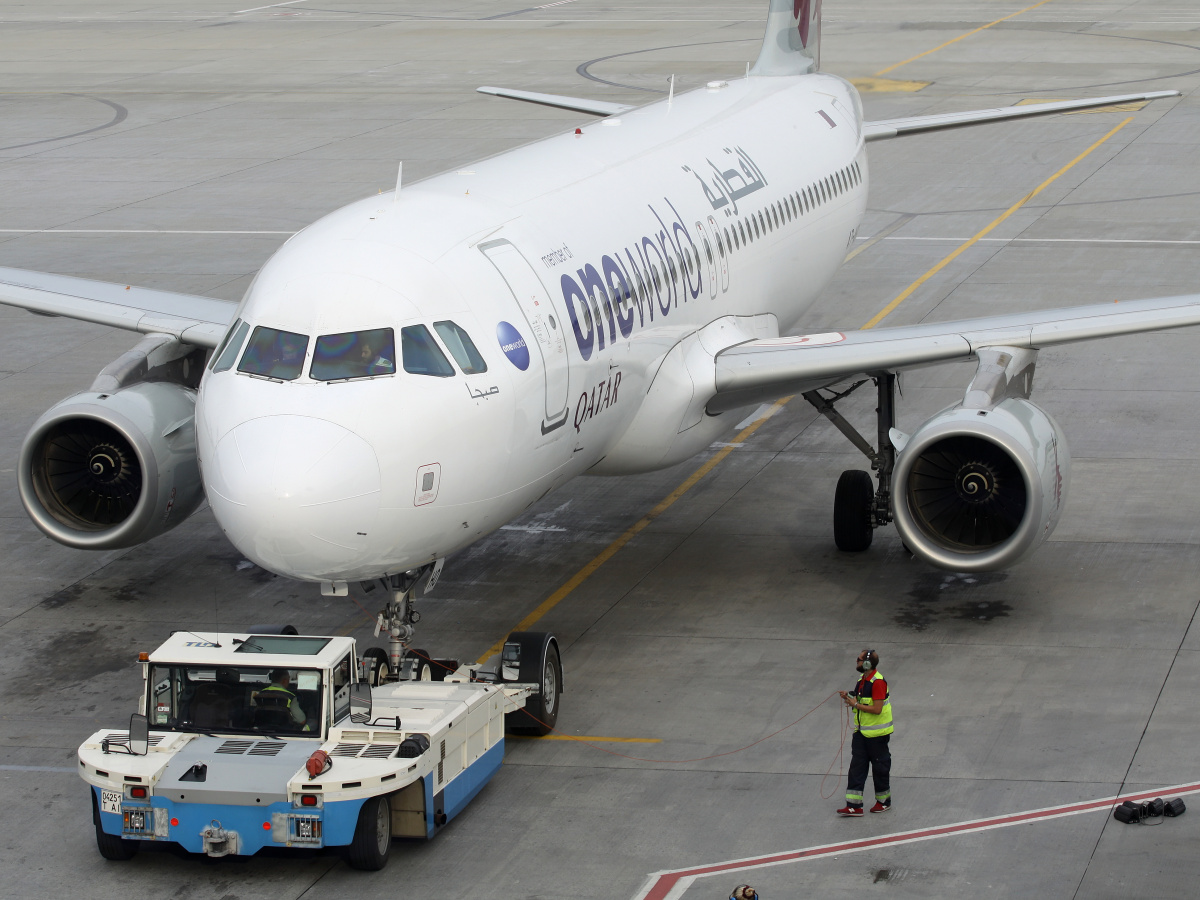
[1, 0, 1199, 898]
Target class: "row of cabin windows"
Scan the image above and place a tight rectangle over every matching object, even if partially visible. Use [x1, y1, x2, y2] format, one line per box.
[566, 158, 859, 324]
[719, 160, 863, 256]
[209, 320, 488, 383]
[569, 159, 863, 325]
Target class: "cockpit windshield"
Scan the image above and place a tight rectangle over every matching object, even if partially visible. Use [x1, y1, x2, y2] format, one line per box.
[310, 328, 397, 381]
[237, 326, 309, 381]
[148, 663, 324, 736]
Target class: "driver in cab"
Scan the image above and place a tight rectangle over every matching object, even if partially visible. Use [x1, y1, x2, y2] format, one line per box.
[258, 668, 309, 731]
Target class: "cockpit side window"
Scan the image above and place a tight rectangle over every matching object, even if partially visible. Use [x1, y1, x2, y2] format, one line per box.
[212, 320, 249, 373]
[310, 328, 397, 381]
[237, 326, 309, 381]
[401, 325, 455, 377]
[433, 321, 488, 374]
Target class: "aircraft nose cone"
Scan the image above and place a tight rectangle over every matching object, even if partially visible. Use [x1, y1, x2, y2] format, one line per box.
[207, 415, 380, 580]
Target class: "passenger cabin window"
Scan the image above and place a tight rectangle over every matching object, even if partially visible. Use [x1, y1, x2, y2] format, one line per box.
[310, 328, 396, 381]
[212, 319, 249, 373]
[434, 321, 488, 374]
[238, 326, 308, 381]
[401, 324, 455, 377]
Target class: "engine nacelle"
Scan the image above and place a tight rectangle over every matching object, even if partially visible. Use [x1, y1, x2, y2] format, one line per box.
[892, 398, 1069, 572]
[18, 381, 203, 550]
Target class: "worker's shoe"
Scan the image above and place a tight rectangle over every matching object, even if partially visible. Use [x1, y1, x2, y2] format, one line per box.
[836, 806, 864, 817]
[870, 801, 891, 813]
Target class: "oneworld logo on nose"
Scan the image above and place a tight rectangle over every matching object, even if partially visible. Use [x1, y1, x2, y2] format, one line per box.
[496, 321, 530, 370]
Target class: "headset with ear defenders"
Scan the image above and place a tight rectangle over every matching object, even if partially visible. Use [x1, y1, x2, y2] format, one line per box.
[860, 649, 877, 671]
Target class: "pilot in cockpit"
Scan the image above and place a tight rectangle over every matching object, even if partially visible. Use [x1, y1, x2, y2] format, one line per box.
[357, 339, 393, 375]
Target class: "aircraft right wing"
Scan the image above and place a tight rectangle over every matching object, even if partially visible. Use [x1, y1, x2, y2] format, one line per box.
[476, 86, 634, 117]
[863, 90, 1180, 141]
[708, 294, 1200, 413]
[0, 266, 237, 349]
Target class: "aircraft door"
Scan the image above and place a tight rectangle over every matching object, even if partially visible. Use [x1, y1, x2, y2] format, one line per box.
[706, 216, 730, 292]
[694, 222, 717, 300]
[480, 241, 570, 432]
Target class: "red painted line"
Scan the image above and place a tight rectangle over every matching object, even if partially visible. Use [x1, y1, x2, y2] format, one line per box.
[635, 781, 1200, 900]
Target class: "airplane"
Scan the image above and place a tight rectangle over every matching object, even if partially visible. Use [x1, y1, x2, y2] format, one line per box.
[1, 0, 1192, 655]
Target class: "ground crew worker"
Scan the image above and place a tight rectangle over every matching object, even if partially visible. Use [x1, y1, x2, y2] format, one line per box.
[262, 668, 308, 730]
[836, 648, 892, 816]
[729, 886, 759, 900]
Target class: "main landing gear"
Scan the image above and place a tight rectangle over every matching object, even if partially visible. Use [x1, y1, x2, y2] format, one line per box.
[804, 373, 898, 552]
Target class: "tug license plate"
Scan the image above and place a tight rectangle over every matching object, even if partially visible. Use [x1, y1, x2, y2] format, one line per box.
[100, 789, 122, 814]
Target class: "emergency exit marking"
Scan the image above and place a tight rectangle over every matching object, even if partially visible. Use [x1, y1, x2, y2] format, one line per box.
[415, 463, 441, 506]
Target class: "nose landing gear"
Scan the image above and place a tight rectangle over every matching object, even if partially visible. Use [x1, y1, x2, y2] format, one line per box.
[363, 564, 456, 684]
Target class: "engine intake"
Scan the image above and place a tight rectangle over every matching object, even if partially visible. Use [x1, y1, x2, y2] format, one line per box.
[893, 398, 1068, 571]
[19, 381, 204, 550]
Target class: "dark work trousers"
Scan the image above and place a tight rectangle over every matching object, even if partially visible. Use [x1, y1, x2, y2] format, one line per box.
[845, 731, 891, 807]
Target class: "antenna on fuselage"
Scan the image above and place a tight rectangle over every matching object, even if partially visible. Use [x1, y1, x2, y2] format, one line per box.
[393, 161, 403, 203]
[667, 74, 675, 108]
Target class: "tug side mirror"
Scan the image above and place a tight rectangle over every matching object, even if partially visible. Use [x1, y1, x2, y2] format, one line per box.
[128, 713, 150, 756]
[349, 682, 372, 724]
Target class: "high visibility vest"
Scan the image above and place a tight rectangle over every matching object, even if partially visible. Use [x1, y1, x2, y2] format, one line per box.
[261, 684, 309, 731]
[854, 669, 893, 738]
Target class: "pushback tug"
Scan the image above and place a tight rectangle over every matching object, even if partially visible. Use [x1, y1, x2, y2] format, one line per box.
[79, 628, 561, 870]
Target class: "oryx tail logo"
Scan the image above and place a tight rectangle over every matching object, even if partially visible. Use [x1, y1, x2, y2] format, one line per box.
[795, 0, 822, 47]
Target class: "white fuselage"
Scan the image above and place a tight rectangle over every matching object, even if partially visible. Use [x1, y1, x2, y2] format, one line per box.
[196, 73, 868, 583]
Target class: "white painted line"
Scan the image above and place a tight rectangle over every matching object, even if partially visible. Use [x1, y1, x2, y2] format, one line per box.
[633, 780, 1200, 900]
[235, 0, 309, 13]
[536, 0, 582, 7]
[0, 764, 77, 773]
[500, 524, 568, 533]
[736, 402, 782, 430]
[862, 236, 1200, 245]
[0, 229, 295, 234]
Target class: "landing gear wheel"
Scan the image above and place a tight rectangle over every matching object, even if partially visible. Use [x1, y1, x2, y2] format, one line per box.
[361, 648, 390, 686]
[504, 633, 562, 736]
[91, 791, 137, 861]
[347, 794, 392, 871]
[405, 649, 433, 682]
[834, 469, 874, 552]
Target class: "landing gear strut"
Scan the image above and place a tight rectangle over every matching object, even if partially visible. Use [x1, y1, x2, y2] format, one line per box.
[804, 373, 897, 552]
[369, 566, 445, 682]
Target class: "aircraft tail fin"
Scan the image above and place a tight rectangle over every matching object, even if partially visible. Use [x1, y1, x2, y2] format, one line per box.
[750, 0, 822, 76]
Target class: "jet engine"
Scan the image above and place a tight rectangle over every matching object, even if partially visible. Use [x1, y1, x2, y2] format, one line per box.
[891, 397, 1069, 572]
[17, 337, 206, 550]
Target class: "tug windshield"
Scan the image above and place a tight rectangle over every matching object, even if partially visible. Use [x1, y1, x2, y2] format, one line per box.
[148, 664, 324, 736]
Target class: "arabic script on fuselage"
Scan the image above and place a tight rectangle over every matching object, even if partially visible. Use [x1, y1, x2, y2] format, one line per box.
[683, 146, 768, 217]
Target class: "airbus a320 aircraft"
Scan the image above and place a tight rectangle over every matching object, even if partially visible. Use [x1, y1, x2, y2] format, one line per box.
[1, 1, 1192, 651]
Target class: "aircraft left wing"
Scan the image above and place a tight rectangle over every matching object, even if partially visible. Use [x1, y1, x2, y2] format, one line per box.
[708, 294, 1200, 413]
[0, 266, 236, 349]
[863, 90, 1179, 141]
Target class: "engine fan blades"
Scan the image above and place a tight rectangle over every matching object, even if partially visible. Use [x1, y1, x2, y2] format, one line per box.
[36, 420, 142, 528]
[906, 436, 1026, 550]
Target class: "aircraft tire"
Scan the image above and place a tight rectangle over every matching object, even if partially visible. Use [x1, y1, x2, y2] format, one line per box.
[361, 647, 390, 686]
[347, 794, 392, 871]
[92, 791, 138, 861]
[834, 469, 874, 552]
[406, 649, 433, 682]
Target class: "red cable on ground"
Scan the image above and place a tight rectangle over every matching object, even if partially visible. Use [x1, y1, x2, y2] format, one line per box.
[346, 595, 853, 780]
